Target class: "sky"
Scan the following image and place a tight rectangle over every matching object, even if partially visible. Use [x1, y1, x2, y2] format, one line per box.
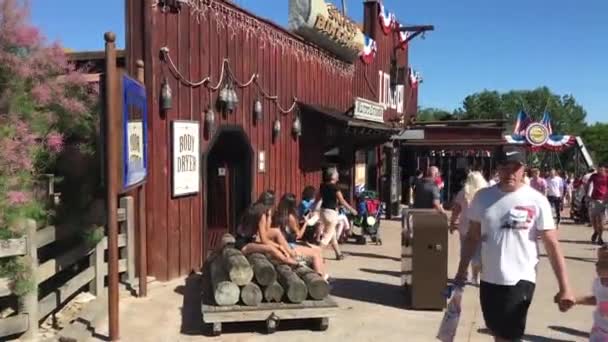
[30, 0, 607, 124]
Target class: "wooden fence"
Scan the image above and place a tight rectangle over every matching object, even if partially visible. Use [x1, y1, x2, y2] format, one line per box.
[0, 196, 137, 340]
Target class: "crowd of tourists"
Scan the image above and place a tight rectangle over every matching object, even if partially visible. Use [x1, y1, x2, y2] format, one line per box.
[411, 149, 608, 341]
[234, 168, 357, 283]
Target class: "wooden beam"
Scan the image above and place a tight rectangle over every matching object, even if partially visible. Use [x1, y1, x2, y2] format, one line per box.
[0, 277, 12, 297]
[0, 237, 27, 258]
[0, 314, 28, 337]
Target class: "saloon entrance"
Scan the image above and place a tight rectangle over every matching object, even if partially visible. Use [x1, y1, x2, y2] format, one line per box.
[205, 128, 253, 254]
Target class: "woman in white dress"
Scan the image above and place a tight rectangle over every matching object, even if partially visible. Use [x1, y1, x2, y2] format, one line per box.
[450, 171, 488, 284]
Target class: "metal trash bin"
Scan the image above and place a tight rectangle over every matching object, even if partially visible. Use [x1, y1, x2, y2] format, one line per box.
[401, 209, 448, 310]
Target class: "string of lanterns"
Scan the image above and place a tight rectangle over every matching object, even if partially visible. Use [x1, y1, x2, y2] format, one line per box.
[159, 47, 301, 138]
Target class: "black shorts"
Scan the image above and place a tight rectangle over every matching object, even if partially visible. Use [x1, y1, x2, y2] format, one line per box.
[480, 280, 535, 340]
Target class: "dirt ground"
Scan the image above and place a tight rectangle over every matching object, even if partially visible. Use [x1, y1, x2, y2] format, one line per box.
[88, 218, 595, 342]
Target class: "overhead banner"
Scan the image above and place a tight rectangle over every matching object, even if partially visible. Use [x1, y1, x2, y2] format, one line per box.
[289, 0, 365, 62]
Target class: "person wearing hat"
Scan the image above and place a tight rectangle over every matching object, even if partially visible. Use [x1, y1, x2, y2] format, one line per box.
[572, 245, 608, 341]
[454, 145, 575, 342]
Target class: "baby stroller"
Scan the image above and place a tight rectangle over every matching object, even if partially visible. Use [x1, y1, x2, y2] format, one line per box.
[350, 190, 384, 245]
[570, 183, 589, 224]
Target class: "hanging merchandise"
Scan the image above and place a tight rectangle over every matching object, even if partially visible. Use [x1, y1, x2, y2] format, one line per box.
[360, 35, 378, 65]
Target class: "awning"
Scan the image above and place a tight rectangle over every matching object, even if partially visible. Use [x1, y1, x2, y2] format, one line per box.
[299, 103, 400, 136]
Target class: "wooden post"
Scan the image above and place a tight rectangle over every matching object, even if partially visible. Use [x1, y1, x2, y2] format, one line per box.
[104, 31, 120, 341]
[89, 238, 104, 296]
[136, 59, 148, 298]
[20, 219, 38, 341]
[121, 196, 136, 287]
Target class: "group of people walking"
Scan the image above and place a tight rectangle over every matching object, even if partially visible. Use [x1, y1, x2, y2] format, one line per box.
[411, 147, 596, 341]
[234, 167, 357, 282]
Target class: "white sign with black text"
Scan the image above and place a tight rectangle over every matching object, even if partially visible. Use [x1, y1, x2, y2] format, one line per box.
[378, 71, 404, 114]
[172, 121, 200, 197]
[353, 97, 385, 123]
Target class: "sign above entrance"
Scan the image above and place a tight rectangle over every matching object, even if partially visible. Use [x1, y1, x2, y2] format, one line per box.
[288, 0, 365, 62]
[171, 120, 200, 197]
[353, 97, 385, 123]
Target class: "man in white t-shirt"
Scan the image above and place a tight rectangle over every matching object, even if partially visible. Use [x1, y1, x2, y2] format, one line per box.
[547, 169, 565, 228]
[454, 146, 574, 341]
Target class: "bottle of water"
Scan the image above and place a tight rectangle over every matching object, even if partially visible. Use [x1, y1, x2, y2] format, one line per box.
[436, 286, 463, 342]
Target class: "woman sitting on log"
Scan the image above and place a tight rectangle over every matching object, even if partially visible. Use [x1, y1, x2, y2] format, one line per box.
[273, 193, 328, 280]
[236, 191, 298, 266]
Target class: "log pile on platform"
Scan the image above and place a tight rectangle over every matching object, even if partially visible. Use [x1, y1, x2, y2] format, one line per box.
[204, 238, 330, 306]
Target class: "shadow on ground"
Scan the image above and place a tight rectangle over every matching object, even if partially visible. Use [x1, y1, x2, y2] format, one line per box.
[330, 278, 406, 309]
[548, 326, 590, 339]
[344, 251, 400, 262]
[174, 272, 204, 335]
[477, 328, 577, 342]
[359, 268, 402, 278]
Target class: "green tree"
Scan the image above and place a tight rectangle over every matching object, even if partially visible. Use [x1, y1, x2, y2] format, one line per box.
[416, 107, 455, 121]
[581, 123, 608, 166]
[458, 87, 587, 135]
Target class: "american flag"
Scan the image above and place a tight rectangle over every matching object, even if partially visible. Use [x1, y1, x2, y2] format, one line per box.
[513, 111, 532, 135]
[541, 112, 553, 136]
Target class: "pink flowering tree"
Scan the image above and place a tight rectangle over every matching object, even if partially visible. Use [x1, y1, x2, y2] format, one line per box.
[0, 0, 98, 293]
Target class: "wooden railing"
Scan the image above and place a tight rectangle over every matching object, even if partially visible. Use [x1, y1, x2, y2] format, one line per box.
[0, 196, 137, 340]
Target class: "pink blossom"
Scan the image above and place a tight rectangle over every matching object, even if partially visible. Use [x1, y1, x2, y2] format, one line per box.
[62, 72, 88, 87]
[31, 82, 52, 105]
[7, 191, 30, 205]
[60, 97, 87, 114]
[46, 131, 63, 153]
[13, 25, 40, 47]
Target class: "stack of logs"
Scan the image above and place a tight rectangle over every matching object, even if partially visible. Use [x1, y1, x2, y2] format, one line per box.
[208, 241, 330, 307]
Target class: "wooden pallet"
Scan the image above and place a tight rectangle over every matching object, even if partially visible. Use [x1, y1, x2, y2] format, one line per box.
[202, 297, 339, 336]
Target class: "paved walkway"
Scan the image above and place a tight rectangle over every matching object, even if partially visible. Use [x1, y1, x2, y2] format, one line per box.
[90, 219, 596, 342]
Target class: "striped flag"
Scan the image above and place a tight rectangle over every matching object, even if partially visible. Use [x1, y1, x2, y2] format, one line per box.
[541, 112, 553, 135]
[513, 111, 531, 135]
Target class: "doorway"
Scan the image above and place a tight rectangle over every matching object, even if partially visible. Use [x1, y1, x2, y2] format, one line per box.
[205, 128, 253, 254]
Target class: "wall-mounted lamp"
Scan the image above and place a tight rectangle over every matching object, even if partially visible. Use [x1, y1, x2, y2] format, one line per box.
[158, 0, 188, 13]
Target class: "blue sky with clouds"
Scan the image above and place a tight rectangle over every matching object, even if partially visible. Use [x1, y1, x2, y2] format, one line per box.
[30, 0, 607, 123]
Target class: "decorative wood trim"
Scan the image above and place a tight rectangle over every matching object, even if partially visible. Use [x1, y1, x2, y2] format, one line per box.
[0, 238, 27, 258]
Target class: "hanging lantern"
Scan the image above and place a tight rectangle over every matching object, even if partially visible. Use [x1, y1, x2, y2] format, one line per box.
[161, 78, 172, 111]
[231, 86, 239, 107]
[253, 97, 263, 123]
[219, 82, 230, 110]
[205, 107, 215, 134]
[273, 118, 281, 139]
[292, 115, 302, 137]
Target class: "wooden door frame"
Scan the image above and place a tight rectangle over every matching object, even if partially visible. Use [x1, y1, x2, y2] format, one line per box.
[201, 125, 254, 261]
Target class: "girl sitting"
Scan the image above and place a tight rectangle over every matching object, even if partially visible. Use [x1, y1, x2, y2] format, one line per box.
[236, 191, 298, 266]
[273, 193, 328, 280]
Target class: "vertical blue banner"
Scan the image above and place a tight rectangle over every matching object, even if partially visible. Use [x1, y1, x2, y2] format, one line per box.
[122, 75, 148, 189]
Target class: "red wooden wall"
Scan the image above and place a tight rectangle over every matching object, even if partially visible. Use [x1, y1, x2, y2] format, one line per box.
[126, 0, 415, 281]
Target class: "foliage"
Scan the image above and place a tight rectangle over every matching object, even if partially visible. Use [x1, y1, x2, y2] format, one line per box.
[457, 87, 587, 135]
[581, 123, 608, 166]
[417, 87, 596, 171]
[416, 107, 455, 121]
[0, 257, 35, 296]
[0, 0, 98, 294]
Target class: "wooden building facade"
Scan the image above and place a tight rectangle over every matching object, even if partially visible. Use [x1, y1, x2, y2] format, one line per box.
[125, 0, 416, 280]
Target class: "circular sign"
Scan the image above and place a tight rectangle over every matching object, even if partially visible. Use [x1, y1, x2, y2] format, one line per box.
[525, 123, 549, 146]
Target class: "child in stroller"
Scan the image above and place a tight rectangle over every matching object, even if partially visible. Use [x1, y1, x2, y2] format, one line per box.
[350, 190, 383, 245]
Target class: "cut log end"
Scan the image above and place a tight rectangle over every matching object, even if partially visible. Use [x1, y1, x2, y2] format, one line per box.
[214, 281, 240, 306]
[241, 282, 263, 306]
[263, 281, 284, 303]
